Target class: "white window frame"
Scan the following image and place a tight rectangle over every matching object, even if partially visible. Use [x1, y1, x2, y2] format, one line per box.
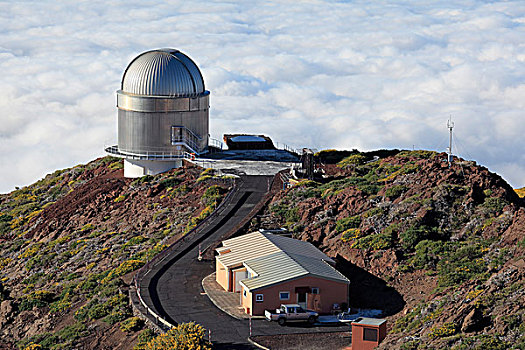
[279, 291, 290, 300]
[255, 294, 264, 302]
[243, 289, 247, 297]
[311, 287, 319, 294]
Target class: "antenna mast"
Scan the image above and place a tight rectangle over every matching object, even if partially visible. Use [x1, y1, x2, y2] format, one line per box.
[447, 116, 454, 166]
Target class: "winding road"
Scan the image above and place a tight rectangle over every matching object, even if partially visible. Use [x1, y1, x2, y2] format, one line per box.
[136, 175, 348, 349]
[138, 176, 270, 348]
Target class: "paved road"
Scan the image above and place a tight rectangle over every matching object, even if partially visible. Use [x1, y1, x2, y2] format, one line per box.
[138, 175, 348, 349]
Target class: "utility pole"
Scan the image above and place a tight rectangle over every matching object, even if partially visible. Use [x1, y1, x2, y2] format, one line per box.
[447, 116, 454, 166]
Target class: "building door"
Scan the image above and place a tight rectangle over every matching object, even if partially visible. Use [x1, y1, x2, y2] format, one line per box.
[233, 269, 247, 292]
[297, 292, 307, 309]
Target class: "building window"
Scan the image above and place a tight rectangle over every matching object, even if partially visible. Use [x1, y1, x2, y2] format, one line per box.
[363, 328, 378, 342]
[311, 287, 319, 294]
[255, 294, 264, 302]
[243, 289, 247, 297]
[279, 292, 290, 300]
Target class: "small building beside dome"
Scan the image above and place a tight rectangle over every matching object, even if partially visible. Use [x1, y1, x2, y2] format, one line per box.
[106, 48, 210, 177]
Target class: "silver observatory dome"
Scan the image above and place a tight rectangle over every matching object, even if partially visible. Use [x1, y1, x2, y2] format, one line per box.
[106, 48, 210, 178]
[121, 49, 205, 97]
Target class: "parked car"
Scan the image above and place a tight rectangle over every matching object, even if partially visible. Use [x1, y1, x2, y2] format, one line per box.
[264, 304, 318, 326]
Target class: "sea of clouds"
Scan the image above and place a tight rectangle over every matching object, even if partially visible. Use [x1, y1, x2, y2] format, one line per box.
[0, 0, 524, 193]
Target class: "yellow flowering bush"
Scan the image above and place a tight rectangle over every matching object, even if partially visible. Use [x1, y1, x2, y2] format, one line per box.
[184, 206, 214, 234]
[18, 244, 41, 259]
[465, 289, 482, 302]
[142, 322, 211, 350]
[101, 259, 144, 284]
[428, 322, 456, 338]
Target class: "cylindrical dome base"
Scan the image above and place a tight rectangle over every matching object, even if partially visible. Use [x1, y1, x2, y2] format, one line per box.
[124, 159, 182, 178]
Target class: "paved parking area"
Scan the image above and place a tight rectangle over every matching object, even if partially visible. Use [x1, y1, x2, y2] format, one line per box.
[202, 273, 266, 320]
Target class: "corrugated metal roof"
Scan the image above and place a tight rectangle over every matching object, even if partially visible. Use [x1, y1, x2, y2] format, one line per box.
[216, 232, 334, 268]
[121, 49, 205, 97]
[216, 232, 348, 291]
[353, 317, 386, 326]
[265, 234, 334, 263]
[216, 232, 281, 268]
[240, 251, 349, 291]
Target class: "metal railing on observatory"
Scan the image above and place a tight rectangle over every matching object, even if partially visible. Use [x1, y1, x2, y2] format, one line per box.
[170, 126, 203, 154]
[105, 145, 191, 160]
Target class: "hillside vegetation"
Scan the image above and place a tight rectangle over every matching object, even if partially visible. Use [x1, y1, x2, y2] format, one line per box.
[258, 150, 525, 350]
[0, 157, 230, 349]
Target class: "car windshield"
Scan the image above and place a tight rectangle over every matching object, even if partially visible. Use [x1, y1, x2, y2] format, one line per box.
[297, 307, 305, 313]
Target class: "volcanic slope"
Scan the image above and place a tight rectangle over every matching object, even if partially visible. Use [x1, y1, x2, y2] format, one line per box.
[0, 157, 231, 349]
[256, 150, 525, 350]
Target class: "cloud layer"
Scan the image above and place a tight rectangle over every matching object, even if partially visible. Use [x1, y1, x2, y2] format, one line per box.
[1, 0, 524, 192]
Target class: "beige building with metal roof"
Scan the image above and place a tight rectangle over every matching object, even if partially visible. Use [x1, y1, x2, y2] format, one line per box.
[215, 231, 350, 316]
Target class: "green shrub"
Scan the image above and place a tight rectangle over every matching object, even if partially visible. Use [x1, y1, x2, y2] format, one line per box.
[391, 304, 423, 333]
[270, 202, 289, 217]
[400, 224, 439, 251]
[87, 302, 111, 320]
[338, 154, 368, 168]
[474, 334, 509, 350]
[437, 243, 487, 287]
[160, 176, 182, 189]
[201, 185, 226, 207]
[357, 183, 382, 195]
[335, 216, 362, 233]
[0, 213, 13, 235]
[400, 340, 419, 350]
[481, 197, 507, 214]
[285, 207, 299, 223]
[400, 163, 420, 174]
[19, 290, 54, 311]
[398, 150, 436, 159]
[103, 310, 129, 325]
[352, 233, 393, 250]
[382, 223, 401, 238]
[385, 185, 406, 198]
[134, 329, 155, 350]
[363, 207, 385, 218]
[120, 317, 143, 332]
[49, 292, 72, 313]
[410, 240, 449, 270]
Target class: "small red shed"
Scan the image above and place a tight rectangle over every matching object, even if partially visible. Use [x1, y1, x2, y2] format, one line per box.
[351, 317, 387, 350]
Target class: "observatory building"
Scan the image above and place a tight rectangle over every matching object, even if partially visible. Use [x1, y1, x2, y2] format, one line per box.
[105, 49, 210, 177]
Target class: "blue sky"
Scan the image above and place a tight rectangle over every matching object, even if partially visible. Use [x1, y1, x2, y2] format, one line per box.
[0, 0, 524, 192]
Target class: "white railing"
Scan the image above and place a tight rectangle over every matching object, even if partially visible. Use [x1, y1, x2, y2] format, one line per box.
[274, 141, 301, 155]
[208, 137, 224, 150]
